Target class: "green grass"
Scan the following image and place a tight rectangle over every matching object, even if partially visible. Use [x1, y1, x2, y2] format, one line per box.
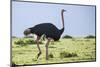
[12, 38, 96, 65]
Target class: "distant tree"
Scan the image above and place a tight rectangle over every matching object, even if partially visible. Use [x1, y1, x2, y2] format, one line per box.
[62, 35, 72, 39]
[85, 35, 96, 38]
[12, 36, 17, 38]
[24, 36, 34, 38]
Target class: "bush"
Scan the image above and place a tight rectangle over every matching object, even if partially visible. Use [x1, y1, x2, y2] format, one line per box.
[14, 39, 25, 45]
[25, 39, 35, 44]
[48, 53, 54, 58]
[60, 51, 77, 58]
[62, 35, 72, 39]
[14, 39, 43, 45]
[25, 39, 43, 44]
[49, 46, 56, 48]
[85, 35, 95, 39]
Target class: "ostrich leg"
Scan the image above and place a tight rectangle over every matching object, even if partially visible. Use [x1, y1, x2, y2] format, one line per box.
[35, 36, 41, 59]
[45, 38, 51, 60]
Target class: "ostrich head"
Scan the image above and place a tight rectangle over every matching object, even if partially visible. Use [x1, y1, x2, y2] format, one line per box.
[24, 28, 31, 36]
[62, 9, 66, 12]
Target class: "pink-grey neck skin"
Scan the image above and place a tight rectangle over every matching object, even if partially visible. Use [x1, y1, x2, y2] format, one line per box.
[60, 9, 66, 35]
[61, 9, 66, 29]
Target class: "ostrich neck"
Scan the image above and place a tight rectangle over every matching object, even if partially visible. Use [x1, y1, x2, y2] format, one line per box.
[61, 11, 64, 28]
[59, 11, 65, 35]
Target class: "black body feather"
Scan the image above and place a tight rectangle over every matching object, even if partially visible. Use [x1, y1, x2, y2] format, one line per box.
[29, 23, 64, 41]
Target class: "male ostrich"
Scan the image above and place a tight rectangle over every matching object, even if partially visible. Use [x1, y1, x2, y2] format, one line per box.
[24, 9, 66, 60]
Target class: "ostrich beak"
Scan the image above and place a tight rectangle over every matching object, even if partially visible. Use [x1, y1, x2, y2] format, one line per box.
[64, 10, 66, 12]
[63, 9, 66, 12]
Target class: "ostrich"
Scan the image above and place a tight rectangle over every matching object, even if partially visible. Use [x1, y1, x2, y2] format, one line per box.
[24, 9, 66, 60]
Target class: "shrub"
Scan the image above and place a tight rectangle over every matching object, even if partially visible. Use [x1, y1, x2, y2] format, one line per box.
[62, 35, 72, 39]
[25, 39, 35, 44]
[25, 39, 43, 44]
[49, 46, 56, 48]
[14, 39, 43, 45]
[85, 35, 95, 39]
[60, 51, 77, 58]
[14, 39, 25, 45]
[38, 41, 43, 44]
[48, 53, 54, 58]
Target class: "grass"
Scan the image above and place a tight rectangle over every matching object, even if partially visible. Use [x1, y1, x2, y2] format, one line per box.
[48, 53, 54, 58]
[60, 51, 78, 58]
[12, 38, 96, 65]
